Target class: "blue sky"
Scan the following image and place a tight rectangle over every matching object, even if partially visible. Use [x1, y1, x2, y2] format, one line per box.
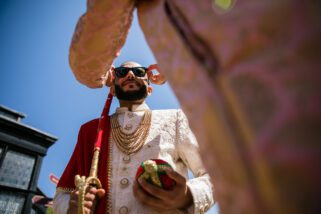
[0, 1, 218, 213]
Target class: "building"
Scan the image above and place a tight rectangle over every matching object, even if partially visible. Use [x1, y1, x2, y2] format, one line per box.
[0, 105, 57, 214]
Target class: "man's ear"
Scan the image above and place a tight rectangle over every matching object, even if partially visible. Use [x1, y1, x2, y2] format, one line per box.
[147, 85, 153, 96]
[105, 66, 115, 87]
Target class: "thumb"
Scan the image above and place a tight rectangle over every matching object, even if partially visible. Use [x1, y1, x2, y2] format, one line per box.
[96, 188, 106, 198]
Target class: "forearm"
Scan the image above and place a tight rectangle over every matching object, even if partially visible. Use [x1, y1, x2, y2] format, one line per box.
[69, 0, 135, 88]
[176, 110, 215, 213]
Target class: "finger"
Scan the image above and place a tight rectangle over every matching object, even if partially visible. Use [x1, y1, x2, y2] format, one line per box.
[151, 75, 157, 80]
[149, 74, 158, 83]
[149, 73, 166, 85]
[84, 206, 91, 214]
[96, 188, 106, 198]
[147, 66, 153, 72]
[83, 200, 93, 209]
[148, 64, 159, 71]
[85, 192, 95, 202]
[138, 179, 175, 201]
[133, 180, 156, 198]
[153, 74, 162, 81]
[83, 187, 97, 200]
[88, 187, 97, 194]
[147, 65, 153, 71]
[133, 181, 167, 210]
[165, 169, 186, 185]
[133, 180, 149, 201]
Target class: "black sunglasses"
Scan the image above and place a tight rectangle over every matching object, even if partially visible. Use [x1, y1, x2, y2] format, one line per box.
[114, 67, 147, 78]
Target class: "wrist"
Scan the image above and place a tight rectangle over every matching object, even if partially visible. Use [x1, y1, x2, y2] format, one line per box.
[180, 187, 193, 209]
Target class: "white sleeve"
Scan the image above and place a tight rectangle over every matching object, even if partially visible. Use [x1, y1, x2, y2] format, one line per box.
[53, 190, 70, 214]
[176, 109, 215, 214]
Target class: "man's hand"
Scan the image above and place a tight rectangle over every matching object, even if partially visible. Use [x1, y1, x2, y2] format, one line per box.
[67, 187, 105, 214]
[133, 169, 193, 212]
[147, 64, 166, 85]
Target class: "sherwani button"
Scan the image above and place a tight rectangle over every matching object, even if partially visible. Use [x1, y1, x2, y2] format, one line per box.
[128, 112, 134, 118]
[123, 155, 131, 163]
[120, 178, 129, 186]
[119, 206, 129, 214]
[124, 124, 132, 130]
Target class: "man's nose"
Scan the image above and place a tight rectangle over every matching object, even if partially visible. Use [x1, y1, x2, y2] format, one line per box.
[125, 70, 135, 79]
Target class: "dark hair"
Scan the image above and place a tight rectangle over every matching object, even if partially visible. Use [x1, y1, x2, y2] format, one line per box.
[114, 84, 148, 101]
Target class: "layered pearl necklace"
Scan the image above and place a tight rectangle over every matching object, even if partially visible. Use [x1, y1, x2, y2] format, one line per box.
[111, 110, 152, 155]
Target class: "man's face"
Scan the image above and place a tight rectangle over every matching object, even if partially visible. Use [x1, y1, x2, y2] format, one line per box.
[112, 61, 152, 101]
[114, 62, 148, 91]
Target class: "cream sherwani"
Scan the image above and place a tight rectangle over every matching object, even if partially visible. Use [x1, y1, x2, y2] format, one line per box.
[53, 103, 214, 214]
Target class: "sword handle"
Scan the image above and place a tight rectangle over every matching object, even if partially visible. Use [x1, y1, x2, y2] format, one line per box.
[75, 175, 102, 214]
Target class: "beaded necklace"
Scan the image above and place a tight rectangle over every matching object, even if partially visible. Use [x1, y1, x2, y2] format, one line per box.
[111, 110, 152, 155]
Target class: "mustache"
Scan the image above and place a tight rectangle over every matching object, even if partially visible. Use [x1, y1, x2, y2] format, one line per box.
[121, 78, 145, 87]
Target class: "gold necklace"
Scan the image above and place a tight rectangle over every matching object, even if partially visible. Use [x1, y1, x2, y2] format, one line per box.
[111, 110, 152, 155]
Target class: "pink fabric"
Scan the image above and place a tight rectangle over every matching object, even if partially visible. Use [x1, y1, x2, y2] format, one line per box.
[138, 1, 321, 212]
[69, 0, 321, 213]
[69, 0, 135, 88]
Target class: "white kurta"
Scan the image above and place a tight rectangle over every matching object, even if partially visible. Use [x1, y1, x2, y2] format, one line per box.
[53, 103, 214, 214]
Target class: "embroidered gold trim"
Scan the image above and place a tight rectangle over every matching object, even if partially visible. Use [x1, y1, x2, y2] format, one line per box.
[106, 135, 113, 214]
[142, 160, 162, 188]
[56, 187, 75, 193]
[159, 166, 173, 172]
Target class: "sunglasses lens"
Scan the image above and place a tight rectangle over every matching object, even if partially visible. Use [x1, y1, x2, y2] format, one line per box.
[114, 67, 128, 78]
[115, 67, 147, 78]
[133, 67, 146, 77]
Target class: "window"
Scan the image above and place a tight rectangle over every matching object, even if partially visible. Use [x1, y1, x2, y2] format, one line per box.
[0, 191, 25, 214]
[0, 150, 35, 189]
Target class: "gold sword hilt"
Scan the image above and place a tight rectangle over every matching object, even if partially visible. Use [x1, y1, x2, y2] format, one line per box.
[75, 148, 102, 214]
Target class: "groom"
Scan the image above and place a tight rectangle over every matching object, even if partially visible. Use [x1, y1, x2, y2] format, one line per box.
[53, 61, 214, 214]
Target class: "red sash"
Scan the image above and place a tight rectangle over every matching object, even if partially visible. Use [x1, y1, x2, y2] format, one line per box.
[57, 93, 113, 213]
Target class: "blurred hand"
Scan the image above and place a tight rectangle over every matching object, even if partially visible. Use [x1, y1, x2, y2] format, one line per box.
[67, 187, 105, 214]
[133, 169, 193, 212]
[147, 64, 166, 85]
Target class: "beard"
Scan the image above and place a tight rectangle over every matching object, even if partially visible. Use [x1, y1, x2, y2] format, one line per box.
[114, 83, 148, 101]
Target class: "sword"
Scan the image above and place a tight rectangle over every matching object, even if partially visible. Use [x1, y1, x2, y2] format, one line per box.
[75, 93, 113, 214]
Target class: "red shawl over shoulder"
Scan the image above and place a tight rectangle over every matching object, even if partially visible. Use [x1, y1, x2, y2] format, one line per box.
[57, 94, 113, 213]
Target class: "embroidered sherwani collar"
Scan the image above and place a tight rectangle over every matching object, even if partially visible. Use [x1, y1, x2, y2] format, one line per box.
[115, 102, 150, 114]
